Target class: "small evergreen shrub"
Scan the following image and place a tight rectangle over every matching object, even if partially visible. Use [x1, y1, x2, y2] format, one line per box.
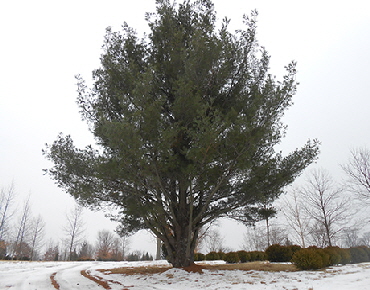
[288, 245, 302, 256]
[292, 248, 326, 270]
[349, 247, 369, 263]
[317, 248, 330, 268]
[324, 247, 342, 265]
[338, 248, 351, 265]
[194, 253, 205, 261]
[361, 246, 370, 259]
[249, 251, 267, 261]
[265, 244, 293, 262]
[205, 251, 220, 260]
[217, 251, 226, 261]
[225, 252, 239, 264]
[237, 250, 250, 263]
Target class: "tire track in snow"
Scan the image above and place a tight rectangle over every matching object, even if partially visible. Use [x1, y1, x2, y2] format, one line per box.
[52, 262, 105, 289]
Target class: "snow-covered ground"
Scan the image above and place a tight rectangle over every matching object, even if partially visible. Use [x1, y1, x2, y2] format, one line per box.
[1, 260, 370, 290]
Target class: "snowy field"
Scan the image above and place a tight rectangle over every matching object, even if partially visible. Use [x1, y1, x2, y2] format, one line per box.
[1, 260, 370, 290]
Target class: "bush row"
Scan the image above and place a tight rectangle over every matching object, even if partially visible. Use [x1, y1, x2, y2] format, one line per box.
[194, 250, 267, 263]
[267, 244, 370, 270]
[195, 245, 370, 270]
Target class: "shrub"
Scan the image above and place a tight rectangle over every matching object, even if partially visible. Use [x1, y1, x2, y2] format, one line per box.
[338, 248, 351, 264]
[349, 247, 369, 264]
[217, 251, 226, 261]
[292, 248, 328, 270]
[249, 251, 267, 261]
[237, 250, 250, 263]
[324, 247, 342, 265]
[288, 245, 302, 256]
[205, 251, 220, 261]
[265, 244, 293, 262]
[225, 252, 239, 264]
[360, 246, 370, 262]
[194, 253, 205, 261]
[317, 248, 330, 268]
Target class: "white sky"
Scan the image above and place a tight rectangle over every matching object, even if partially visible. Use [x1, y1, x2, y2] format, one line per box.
[1, 0, 370, 256]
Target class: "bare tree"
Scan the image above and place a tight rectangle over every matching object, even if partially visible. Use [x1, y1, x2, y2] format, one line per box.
[300, 169, 352, 247]
[342, 227, 360, 247]
[204, 228, 225, 253]
[78, 240, 95, 260]
[12, 196, 32, 259]
[281, 188, 311, 247]
[44, 239, 59, 261]
[0, 183, 16, 241]
[29, 215, 45, 260]
[64, 205, 85, 260]
[110, 237, 129, 261]
[342, 147, 370, 203]
[120, 236, 130, 261]
[242, 226, 266, 251]
[96, 230, 115, 260]
[360, 232, 370, 247]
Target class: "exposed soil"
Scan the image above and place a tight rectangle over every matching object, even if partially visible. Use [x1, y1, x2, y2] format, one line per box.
[81, 269, 112, 289]
[50, 272, 60, 290]
[182, 263, 206, 273]
[103, 265, 172, 275]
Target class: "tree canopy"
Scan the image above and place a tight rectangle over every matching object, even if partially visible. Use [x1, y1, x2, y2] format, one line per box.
[44, 0, 319, 267]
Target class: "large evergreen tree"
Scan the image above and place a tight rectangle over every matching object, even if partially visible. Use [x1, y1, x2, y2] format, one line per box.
[44, 0, 319, 267]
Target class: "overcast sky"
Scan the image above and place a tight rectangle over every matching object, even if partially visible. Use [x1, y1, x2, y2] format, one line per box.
[1, 0, 370, 255]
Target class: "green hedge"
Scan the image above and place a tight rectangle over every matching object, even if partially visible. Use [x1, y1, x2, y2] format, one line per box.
[265, 244, 301, 262]
[291, 246, 370, 270]
[236, 250, 250, 263]
[291, 248, 328, 270]
[200, 246, 370, 270]
[225, 252, 239, 264]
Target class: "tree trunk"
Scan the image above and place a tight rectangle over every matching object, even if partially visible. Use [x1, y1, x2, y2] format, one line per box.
[167, 233, 195, 268]
[162, 221, 198, 268]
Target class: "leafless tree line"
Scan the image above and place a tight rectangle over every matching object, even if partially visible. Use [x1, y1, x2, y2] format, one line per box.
[0, 184, 45, 260]
[0, 188, 132, 261]
[240, 147, 370, 251]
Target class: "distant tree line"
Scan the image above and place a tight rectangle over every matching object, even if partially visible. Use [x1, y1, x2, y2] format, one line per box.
[0, 189, 141, 261]
[194, 147, 370, 253]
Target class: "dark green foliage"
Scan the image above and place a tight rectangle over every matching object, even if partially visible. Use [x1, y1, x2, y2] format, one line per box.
[292, 248, 326, 270]
[324, 247, 342, 265]
[217, 251, 226, 261]
[292, 246, 370, 270]
[225, 252, 239, 264]
[194, 253, 205, 261]
[349, 247, 370, 263]
[265, 244, 293, 262]
[338, 248, 351, 265]
[205, 251, 220, 260]
[288, 245, 302, 255]
[362, 246, 370, 257]
[127, 253, 140, 261]
[141, 252, 153, 261]
[249, 251, 267, 261]
[236, 250, 250, 263]
[43, 0, 319, 268]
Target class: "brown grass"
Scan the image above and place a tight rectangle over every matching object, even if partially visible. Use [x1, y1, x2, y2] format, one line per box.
[103, 265, 172, 275]
[98, 261, 297, 276]
[203, 261, 297, 272]
[50, 272, 60, 290]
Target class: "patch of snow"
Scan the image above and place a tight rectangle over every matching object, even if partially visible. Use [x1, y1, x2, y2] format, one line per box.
[1, 260, 370, 289]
